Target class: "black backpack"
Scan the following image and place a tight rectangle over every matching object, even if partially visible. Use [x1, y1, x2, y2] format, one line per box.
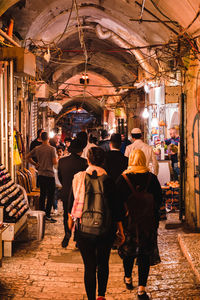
[122, 173, 156, 244]
[79, 172, 112, 236]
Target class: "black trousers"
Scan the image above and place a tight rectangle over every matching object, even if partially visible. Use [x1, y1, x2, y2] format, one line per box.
[62, 199, 72, 240]
[77, 234, 113, 300]
[38, 175, 55, 218]
[123, 254, 150, 287]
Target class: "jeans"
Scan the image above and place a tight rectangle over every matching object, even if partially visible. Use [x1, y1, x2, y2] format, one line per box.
[77, 235, 113, 300]
[53, 187, 60, 210]
[38, 175, 55, 218]
[123, 254, 150, 286]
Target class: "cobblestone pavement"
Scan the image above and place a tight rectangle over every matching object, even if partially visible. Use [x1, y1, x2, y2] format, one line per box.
[0, 204, 200, 300]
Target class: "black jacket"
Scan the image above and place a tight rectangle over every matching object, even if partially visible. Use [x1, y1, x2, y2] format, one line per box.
[104, 150, 128, 182]
[116, 172, 162, 255]
[58, 153, 87, 202]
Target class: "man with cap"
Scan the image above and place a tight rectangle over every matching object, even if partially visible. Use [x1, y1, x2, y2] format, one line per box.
[125, 128, 159, 175]
[58, 138, 87, 248]
[104, 133, 128, 182]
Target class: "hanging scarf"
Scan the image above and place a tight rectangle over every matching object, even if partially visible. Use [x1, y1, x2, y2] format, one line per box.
[123, 149, 149, 174]
[71, 165, 107, 219]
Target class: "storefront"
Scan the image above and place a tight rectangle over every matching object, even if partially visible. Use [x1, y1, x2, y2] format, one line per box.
[142, 83, 181, 185]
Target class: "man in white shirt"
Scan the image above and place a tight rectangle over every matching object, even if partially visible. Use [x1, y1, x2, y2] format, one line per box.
[125, 128, 159, 175]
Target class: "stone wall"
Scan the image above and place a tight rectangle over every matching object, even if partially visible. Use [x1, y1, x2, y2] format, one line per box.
[185, 60, 200, 230]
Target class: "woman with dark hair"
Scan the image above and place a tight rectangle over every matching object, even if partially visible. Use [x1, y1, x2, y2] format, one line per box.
[117, 149, 162, 300]
[68, 147, 125, 300]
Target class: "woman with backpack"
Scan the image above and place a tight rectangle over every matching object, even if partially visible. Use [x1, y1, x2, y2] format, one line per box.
[116, 149, 162, 300]
[68, 147, 125, 300]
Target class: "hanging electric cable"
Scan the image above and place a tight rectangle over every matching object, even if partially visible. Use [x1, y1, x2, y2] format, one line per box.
[149, 0, 180, 28]
[56, 0, 74, 44]
[74, 0, 88, 104]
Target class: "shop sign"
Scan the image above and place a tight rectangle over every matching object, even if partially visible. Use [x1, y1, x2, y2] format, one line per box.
[115, 107, 125, 118]
[149, 86, 165, 105]
[165, 86, 181, 104]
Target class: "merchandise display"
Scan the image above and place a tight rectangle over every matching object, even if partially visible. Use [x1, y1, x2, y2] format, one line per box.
[161, 181, 180, 212]
[0, 164, 29, 223]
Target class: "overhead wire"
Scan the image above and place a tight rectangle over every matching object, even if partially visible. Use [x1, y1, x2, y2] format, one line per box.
[149, 0, 180, 28]
[56, 0, 74, 44]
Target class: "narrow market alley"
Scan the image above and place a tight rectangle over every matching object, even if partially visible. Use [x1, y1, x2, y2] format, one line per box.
[1, 1, 200, 300]
[0, 206, 200, 300]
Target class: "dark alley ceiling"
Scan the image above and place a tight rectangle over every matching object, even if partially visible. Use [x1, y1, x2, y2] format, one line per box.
[1, 0, 200, 111]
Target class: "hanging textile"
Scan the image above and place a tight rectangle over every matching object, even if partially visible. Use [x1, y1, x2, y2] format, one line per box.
[13, 130, 22, 165]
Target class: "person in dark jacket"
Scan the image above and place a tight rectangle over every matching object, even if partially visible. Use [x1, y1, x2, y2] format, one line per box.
[116, 149, 162, 300]
[104, 133, 128, 182]
[58, 138, 87, 248]
[98, 129, 110, 152]
[68, 147, 125, 300]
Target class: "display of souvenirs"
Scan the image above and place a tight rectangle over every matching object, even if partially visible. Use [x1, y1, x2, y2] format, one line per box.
[0, 164, 29, 222]
[161, 181, 180, 212]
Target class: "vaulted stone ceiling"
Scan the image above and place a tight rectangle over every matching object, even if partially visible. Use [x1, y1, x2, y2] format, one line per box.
[2, 0, 200, 114]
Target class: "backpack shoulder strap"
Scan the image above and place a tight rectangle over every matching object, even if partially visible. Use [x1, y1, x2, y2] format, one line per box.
[122, 172, 152, 193]
[122, 173, 136, 194]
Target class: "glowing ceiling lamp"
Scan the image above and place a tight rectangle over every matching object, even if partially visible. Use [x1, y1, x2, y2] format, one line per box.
[80, 73, 89, 84]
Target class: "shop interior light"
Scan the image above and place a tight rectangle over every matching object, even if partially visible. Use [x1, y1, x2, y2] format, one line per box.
[142, 107, 149, 119]
[49, 130, 55, 138]
[109, 128, 115, 135]
[151, 117, 159, 127]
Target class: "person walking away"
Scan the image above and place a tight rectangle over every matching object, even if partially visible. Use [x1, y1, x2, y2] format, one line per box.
[68, 147, 125, 300]
[82, 133, 97, 159]
[120, 133, 131, 155]
[116, 149, 162, 299]
[104, 133, 128, 182]
[165, 127, 180, 180]
[125, 128, 159, 175]
[27, 131, 57, 223]
[58, 138, 87, 248]
[98, 130, 110, 152]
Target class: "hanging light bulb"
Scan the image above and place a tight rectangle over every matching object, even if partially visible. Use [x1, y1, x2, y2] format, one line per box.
[151, 117, 158, 127]
[142, 108, 149, 119]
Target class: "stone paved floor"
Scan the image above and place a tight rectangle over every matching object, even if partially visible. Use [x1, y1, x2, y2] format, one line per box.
[0, 204, 200, 300]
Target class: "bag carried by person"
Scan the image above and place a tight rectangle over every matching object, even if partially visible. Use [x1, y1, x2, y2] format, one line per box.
[79, 173, 112, 236]
[118, 173, 157, 258]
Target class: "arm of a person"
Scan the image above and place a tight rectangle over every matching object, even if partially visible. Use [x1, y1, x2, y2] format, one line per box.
[124, 146, 129, 158]
[68, 188, 75, 230]
[26, 150, 38, 167]
[52, 148, 58, 166]
[116, 221, 125, 245]
[57, 160, 63, 185]
[151, 150, 159, 176]
[165, 138, 171, 146]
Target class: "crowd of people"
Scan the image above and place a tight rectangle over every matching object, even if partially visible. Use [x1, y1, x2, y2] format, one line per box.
[26, 127, 172, 300]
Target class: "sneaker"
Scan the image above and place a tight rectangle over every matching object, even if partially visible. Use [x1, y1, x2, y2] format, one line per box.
[137, 292, 150, 299]
[61, 236, 69, 248]
[45, 216, 57, 223]
[97, 297, 106, 300]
